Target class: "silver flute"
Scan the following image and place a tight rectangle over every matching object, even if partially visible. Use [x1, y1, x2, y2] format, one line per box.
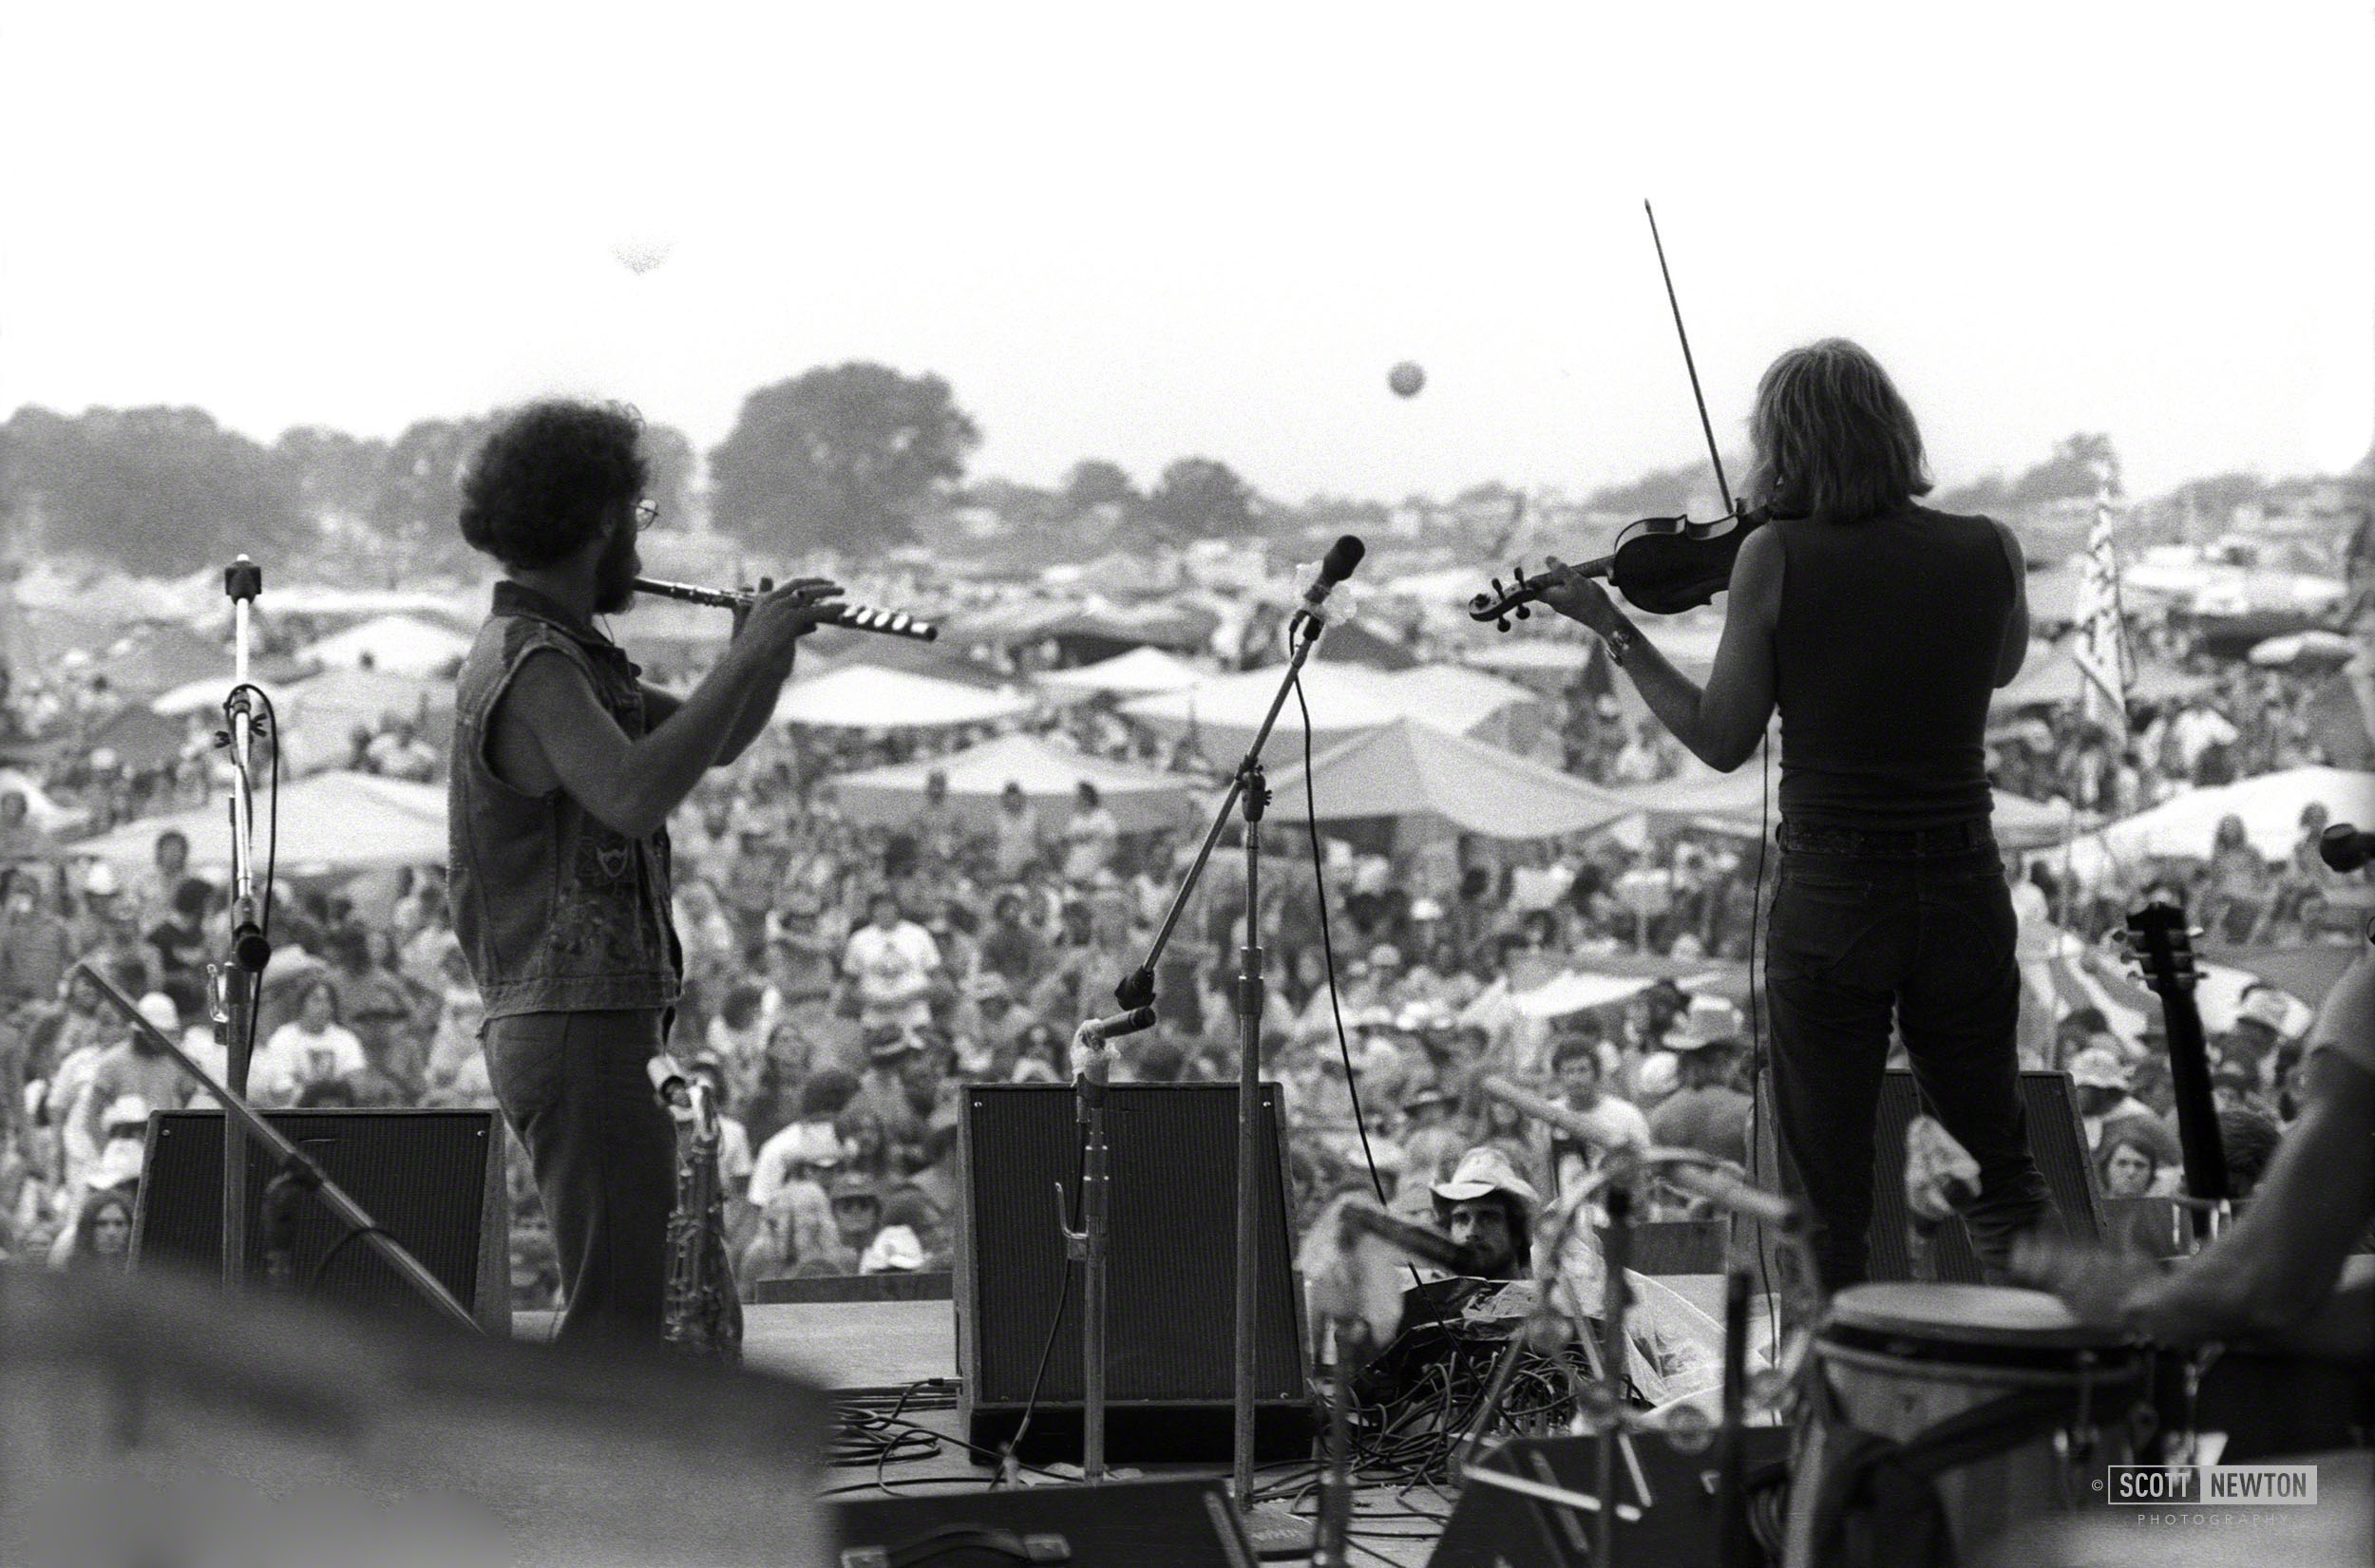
[632, 576, 938, 641]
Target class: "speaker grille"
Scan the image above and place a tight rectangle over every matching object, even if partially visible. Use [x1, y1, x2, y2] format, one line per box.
[961, 1083, 1302, 1406]
[134, 1109, 506, 1332]
[1866, 1068, 2101, 1281]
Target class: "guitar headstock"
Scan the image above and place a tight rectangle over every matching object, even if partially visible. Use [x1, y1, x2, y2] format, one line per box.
[2122, 900, 2201, 998]
[1468, 563, 1546, 632]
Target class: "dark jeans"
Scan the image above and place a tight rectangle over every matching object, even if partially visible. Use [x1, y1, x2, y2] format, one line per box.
[484, 1009, 675, 1344]
[1762, 823, 2055, 1292]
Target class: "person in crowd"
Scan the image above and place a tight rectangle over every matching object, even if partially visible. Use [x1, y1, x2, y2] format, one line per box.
[68, 991, 190, 1164]
[991, 781, 1042, 879]
[55, 1184, 135, 1273]
[1060, 781, 1120, 883]
[2065, 1046, 2161, 1153]
[2096, 1128, 2166, 1199]
[252, 976, 368, 1105]
[0, 866, 75, 1009]
[802, 1171, 884, 1276]
[843, 891, 940, 1030]
[0, 789, 51, 863]
[1430, 1145, 1538, 1283]
[1647, 996, 1753, 1169]
[2200, 813, 2272, 943]
[1546, 1026, 1650, 1198]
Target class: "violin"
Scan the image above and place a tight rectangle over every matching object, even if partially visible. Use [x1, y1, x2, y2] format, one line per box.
[1469, 504, 1772, 629]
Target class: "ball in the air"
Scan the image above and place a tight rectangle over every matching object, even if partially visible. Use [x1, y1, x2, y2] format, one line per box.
[1388, 361, 1426, 398]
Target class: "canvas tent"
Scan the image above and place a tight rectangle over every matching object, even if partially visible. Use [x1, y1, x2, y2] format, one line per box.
[295, 614, 472, 676]
[1264, 719, 1638, 840]
[827, 733, 1194, 833]
[773, 664, 1036, 730]
[72, 771, 447, 875]
[2060, 765, 2375, 876]
[1121, 660, 1538, 765]
[1034, 647, 1206, 698]
[1612, 765, 2078, 851]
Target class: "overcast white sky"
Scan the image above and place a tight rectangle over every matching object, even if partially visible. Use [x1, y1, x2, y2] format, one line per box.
[3, 2, 2369, 503]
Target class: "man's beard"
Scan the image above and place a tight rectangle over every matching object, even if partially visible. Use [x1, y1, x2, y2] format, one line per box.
[593, 523, 640, 615]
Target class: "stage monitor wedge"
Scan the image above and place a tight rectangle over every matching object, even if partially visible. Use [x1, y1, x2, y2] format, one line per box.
[956, 1082, 1313, 1464]
[133, 1107, 509, 1335]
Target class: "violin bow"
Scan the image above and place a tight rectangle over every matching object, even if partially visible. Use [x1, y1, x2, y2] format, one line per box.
[1644, 200, 1738, 520]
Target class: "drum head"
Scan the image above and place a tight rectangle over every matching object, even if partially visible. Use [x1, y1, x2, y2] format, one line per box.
[1827, 1283, 2119, 1351]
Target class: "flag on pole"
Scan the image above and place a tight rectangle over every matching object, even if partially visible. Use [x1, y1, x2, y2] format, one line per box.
[2069, 470, 2132, 739]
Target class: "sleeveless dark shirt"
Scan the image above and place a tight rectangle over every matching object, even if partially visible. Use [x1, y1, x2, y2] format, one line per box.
[1772, 503, 2013, 831]
[448, 582, 679, 1020]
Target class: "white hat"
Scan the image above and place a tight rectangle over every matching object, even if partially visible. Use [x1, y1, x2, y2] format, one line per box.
[1430, 1146, 1541, 1216]
[82, 860, 121, 897]
[1665, 994, 1745, 1052]
[861, 1225, 925, 1274]
[2067, 1046, 2130, 1090]
[1634, 1050, 1681, 1100]
[136, 992, 180, 1033]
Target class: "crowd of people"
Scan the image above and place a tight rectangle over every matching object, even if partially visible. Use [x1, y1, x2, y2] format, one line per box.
[0, 575, 2365, 1306]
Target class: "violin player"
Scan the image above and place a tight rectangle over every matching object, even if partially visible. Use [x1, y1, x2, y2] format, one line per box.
[1532, 338, 2056, 1294]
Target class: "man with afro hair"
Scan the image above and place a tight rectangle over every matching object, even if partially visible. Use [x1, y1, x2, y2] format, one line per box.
[447, 399, 842, 1343]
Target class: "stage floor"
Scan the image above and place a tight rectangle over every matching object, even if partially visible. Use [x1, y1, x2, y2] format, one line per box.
[516, 1298, 1444, 1564]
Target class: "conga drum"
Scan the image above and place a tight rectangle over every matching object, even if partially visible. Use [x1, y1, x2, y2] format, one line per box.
[1783, 1283, 2144, 1566]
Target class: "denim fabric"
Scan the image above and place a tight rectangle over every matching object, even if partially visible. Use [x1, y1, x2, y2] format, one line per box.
[1762, 831, 2056, 1291]
[449, 582, 678, 1020]
[484, 1008, 676, 1344]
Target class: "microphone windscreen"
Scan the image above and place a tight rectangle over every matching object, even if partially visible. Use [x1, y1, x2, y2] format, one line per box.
[1320, 535, 1367, 586]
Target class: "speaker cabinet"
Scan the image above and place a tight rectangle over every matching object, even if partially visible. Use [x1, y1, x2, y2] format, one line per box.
[1429, 1427, 1792, 1568]
[133, 1108, 509, 1334]
[835, 1476, 1252, 1568]
[1752, 1068, 2100, 1283]
[955, 1083, 1313, 1464]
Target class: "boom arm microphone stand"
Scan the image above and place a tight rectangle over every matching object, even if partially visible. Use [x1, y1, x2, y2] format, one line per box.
[1094, 536, 1363, 1521]
[81, 959, 481, 1332]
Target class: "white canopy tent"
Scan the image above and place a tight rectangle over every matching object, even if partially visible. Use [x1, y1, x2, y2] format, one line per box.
[71, 772, 448, 875]
[1120, 660, 1539, 765]
[774, 664, 1037, 730]
[2059, 765, 2375, 881]
[826, 732, 1195, 833]
[1034, 646, 1206, 699]
[1265, 719, 1640, 840]
[294, 614, 472, 676]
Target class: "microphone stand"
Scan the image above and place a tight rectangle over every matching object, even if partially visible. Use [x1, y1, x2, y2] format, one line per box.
[216, 556, 270, 1289]
[1057, 1036, 1115, 1482]
[80, 960, 480, 1332]
[1104, 603, 1330, 1525]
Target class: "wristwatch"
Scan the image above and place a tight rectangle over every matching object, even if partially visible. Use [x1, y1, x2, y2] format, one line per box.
[1602, 619, 1640, 667]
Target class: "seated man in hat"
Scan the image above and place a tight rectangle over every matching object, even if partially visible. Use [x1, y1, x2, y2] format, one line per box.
[2067, 1045, 2163, 1154]
[1430, 1145, 1540, 1286]
[1648, 995, 1754, 1171]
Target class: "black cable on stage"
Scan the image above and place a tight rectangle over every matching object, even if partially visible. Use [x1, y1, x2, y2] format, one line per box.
[988, 1138, 1083, 1488]
[1292, 670, 1387, 1204]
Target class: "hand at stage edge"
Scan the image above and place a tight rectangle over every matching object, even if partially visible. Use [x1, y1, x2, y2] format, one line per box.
[1536, 557, 1627, 640]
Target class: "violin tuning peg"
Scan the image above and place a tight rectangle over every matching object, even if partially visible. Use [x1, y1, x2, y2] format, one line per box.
[1514, 606, 1530, 620]
[1496, 617, 1510, 633]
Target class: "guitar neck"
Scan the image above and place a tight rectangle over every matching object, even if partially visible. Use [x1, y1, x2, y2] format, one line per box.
[2156, 982, 2231, 1228]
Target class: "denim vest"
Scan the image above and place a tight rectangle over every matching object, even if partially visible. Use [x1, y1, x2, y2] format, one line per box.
[448, 582, 679, 1020]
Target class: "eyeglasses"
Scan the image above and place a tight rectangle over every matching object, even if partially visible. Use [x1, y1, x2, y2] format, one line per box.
[633, 499, 659, 533]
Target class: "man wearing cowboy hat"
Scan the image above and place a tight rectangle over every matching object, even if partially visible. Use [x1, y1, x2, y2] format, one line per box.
[1649, 995, 1754, 1167]
[1429, 1145, 1540, 1282]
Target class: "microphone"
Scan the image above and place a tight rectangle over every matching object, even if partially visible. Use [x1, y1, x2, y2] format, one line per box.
[1298, 534, 1367, 622]
[1073, 1006, 1158, 1050]
[230, 897, 272, 974]
[2320, 822, 2374, 874]
[1338, 1198, 1490, 1275]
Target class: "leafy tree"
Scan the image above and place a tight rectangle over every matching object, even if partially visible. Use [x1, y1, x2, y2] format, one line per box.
[369, 414, 499, 572]
[1582, 460, 1733, 519]
[1146, 456, 1257, 539]
[1933, 472, 2011, 514]
[640, 422, 697, 530]
[0, 406, 310, 574]
[2008, 433, 2120, 504]
[1061, 459, 1136, 515]
[274, 425, 389, 527]
[708, 364, 979, 554]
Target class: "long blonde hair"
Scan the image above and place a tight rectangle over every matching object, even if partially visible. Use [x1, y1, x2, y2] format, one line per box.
[1744, 339, 1933, 523]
